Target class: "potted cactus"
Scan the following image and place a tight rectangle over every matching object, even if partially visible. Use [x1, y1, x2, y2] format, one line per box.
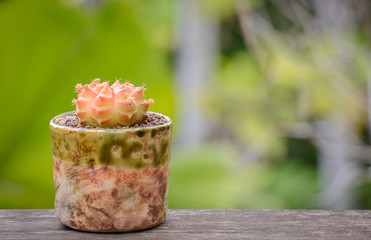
[49, 79, 172, 232]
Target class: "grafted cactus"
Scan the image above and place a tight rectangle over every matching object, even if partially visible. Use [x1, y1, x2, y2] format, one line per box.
[72, 79, 154, 127]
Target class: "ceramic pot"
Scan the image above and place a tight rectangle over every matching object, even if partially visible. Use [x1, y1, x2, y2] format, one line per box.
[49, 111, 172, 232]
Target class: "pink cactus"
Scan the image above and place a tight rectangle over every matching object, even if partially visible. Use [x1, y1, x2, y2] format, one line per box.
[72, 79, 154, 127]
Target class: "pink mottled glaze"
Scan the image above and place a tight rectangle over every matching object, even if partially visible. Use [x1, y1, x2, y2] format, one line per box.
[50, 111, 172, 232]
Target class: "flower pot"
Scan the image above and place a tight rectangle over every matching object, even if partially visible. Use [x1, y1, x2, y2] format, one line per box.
[49, 111, 172, 232]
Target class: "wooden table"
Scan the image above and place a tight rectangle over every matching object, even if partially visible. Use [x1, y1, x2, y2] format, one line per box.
[1, 209, 370, 239]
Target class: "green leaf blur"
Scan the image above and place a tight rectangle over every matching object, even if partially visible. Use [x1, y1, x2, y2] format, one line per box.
[0, 0, 173, 208]
[1, 0, 370, 210]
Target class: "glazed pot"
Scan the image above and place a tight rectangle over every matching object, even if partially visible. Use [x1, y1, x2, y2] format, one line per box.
[49, 111, 172, 232]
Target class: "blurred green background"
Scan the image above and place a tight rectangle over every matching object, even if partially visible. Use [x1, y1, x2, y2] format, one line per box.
[1, 0, 371, 209]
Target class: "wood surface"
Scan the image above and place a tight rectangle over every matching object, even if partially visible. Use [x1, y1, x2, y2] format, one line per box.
[0, 209, 370, 239]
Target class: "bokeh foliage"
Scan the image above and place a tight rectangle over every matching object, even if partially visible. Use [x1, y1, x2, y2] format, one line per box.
[0, 0, 173, 208]
[1, 0, 370, 210]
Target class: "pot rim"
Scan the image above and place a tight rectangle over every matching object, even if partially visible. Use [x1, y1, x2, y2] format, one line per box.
[50, 111, 172, 133]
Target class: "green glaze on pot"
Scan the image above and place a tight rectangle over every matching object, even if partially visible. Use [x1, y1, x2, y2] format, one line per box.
[50, 111, 172, 170]
[50, 111, 172, 232]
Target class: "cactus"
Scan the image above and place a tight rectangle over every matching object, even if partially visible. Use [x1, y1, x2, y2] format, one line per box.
[72, 79, 154, 127]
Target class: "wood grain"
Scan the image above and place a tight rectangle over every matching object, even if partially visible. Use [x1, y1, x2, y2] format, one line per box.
[0, 209, 370, 239]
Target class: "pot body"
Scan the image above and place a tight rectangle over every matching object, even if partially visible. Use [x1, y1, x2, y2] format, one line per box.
[50, 111, 172, 232]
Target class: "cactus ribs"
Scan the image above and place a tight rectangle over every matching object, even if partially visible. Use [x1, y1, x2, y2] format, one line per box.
[72, 79, 154, 127]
